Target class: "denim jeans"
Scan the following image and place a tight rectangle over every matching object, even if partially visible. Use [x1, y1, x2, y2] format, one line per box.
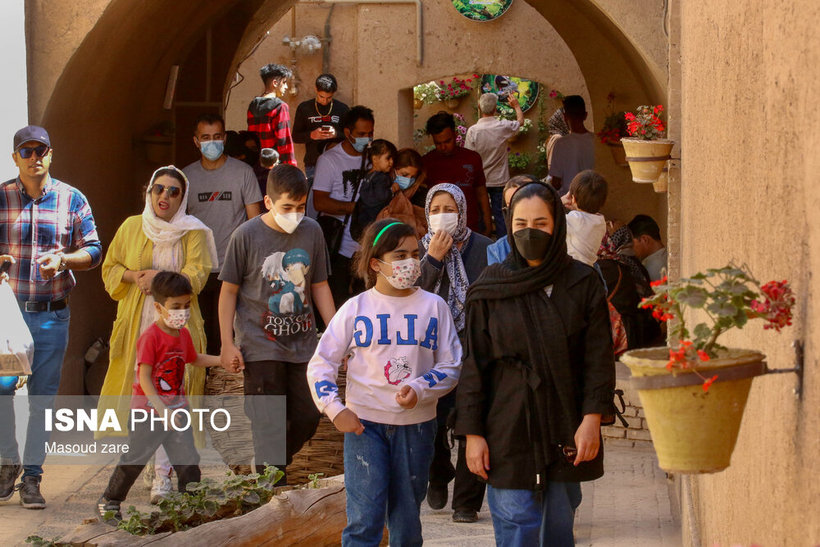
[487, 187, 507, 238]
[487, 482, 582, 547]
[0, 306, 71, 478]
[343, 418, 436, 547]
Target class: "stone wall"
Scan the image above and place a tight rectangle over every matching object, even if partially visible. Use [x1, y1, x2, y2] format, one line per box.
[674, 0, 820, 544]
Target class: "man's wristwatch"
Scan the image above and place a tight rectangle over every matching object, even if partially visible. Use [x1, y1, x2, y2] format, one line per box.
[56, 252, 68, 272]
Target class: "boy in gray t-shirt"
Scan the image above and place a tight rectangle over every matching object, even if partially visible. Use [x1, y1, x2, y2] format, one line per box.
[219, 164, 335, 476]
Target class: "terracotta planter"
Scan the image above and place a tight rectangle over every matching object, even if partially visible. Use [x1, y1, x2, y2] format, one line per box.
[445, 97, 460, 110]
[413, 98, 423, 110]
[620, 347, 766, 474]
[620, 138, 674, 183]
[607, 142, 628, 167]
[653, 166, 669, 192]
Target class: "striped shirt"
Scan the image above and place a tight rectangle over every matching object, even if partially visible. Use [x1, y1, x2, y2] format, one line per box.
[0, 176, 102, 302]
[247, 96, 297, 167]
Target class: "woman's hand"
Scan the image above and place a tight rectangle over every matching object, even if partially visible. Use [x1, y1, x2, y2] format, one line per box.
[136, 269, 159, 295]
[427, 230, 453, 262]
[465, 434, 490, 480]
[573, 414, 602, 466]
[395, 385, 418, 409]
[333, 408, 365, 435]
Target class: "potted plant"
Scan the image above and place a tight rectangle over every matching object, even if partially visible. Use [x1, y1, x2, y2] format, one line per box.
[453, 113, 468, 147]
[507, 151, 531, 173]
[413, 82, 440, 109]
[622, 265, 795, 474]
[597, 93, 628, 167]
[437, 75, 478, 109]
[621, 105, 674, 184]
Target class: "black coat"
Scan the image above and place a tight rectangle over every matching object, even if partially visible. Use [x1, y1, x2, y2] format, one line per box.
[454, 261, 616, 489]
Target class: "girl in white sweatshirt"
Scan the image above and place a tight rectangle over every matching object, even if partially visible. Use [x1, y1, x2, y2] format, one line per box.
[307, 218, 462, 546]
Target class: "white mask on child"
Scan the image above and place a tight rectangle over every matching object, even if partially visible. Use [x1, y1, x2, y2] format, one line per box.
[378, 258, 421, 290]
[428, 213, 459, 237]
[163, 308, 190, 329]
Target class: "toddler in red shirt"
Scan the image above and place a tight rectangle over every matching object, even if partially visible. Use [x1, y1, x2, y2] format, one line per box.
[97, 271, 226, 523]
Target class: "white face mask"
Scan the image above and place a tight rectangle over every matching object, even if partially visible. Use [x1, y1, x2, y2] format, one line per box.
[428, 212, 459, 236]
[274, 211, 305, 234]
[378, 258, 421, 290]
[163, 308, 190, 330]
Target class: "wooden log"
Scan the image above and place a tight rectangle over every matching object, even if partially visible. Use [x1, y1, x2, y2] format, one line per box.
[59, 480, 388, 546]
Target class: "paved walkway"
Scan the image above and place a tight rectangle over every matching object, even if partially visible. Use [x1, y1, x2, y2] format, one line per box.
[0, 442, 680, 546]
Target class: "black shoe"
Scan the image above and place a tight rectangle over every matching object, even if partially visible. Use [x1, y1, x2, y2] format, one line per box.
[96, 495, 122, 524]
[16, 475, 45, 509]
[452, 509, 478, 523]
[0, 463, 22, 501]
[426, 482, 448, 510]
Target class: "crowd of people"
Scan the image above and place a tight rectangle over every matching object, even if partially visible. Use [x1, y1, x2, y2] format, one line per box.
[0, 63, 668, 546]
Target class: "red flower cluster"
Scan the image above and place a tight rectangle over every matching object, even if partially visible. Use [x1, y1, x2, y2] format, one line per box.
[667, 341, 717, 392]
[750, 280, 795, 332]
[438, 76, 478, 100]
[598, 128, 622, 145]
[639, 279, 674, 321]
[624, 105, 666, 140]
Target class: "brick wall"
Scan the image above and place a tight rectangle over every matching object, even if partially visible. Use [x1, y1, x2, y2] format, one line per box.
[603, 362, 653, 448]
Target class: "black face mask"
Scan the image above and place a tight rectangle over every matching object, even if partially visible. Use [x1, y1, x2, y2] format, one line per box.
[513, 228, 552, 261]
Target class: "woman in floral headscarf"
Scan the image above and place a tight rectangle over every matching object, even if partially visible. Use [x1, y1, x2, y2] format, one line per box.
[418, 183, 492, 523]
[97, 166, 217, 502]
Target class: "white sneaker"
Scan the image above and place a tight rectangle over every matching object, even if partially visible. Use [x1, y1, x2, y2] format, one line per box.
[150, 475, 173, 504]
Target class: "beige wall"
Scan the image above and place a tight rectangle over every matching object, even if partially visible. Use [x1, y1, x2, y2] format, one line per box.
[676, 0, 820, 544]
[227, 0, 664, 225]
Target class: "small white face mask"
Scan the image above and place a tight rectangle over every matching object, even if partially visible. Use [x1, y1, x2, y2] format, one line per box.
[163, 307, 190, 329]
[274, 211, 305, 234]
[428, 213, 459, 236]
[378, 258, 421, 290]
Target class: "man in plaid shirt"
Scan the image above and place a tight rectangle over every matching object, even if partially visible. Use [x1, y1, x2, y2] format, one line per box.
[0, 125, 102, 509]
[247, 63, 297, 167]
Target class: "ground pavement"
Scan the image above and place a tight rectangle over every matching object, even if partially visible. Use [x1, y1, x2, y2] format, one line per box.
[0, 442, 680, 546]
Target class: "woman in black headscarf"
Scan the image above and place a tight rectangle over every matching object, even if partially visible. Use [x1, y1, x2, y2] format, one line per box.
[454, 181, 615, 546]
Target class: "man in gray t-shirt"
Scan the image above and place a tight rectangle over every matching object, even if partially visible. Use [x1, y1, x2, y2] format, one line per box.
[219, 164, 335, 474]
[183, 113, 263, 356]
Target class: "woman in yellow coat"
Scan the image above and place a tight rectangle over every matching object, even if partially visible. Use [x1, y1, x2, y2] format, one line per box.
[97, 165, 217, 502]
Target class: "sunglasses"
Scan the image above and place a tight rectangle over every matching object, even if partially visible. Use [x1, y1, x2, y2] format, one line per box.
[151, 184, 182, 199]
[18, 145, 50, 159]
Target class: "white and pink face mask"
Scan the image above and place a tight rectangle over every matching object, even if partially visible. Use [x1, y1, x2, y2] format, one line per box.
[162, 307, 191, 329]
[378, 258, 421, 290]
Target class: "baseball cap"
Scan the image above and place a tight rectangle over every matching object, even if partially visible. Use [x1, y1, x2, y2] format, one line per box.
[13, 125, 51, 151]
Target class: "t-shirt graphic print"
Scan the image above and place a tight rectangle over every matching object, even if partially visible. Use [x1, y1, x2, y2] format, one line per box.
[260, 248, 314, 341]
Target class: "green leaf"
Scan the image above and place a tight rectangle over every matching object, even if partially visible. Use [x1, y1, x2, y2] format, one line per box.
[707, 301, 737, 317]
[242, 491, 261, 505]
[676, 287, 708, 308]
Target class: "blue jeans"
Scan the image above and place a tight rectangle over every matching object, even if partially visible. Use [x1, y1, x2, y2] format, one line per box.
[487, 482, 582, 547]
[0, 306, 71, 478]
[343, 418, 436, 547]
[488, 187, 507, 238]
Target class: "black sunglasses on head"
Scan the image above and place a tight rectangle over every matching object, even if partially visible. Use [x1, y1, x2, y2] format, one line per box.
[18, 145, 50, 159]
[151, 184, 182, 198]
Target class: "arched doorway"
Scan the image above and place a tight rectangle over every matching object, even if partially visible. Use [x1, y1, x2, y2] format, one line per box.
[33, 0, 665, 393]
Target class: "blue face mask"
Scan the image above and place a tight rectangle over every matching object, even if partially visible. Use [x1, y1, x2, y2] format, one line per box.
[200, 140, 224, 161]
[350, 136, 372, 153]
[394, 175, 415, 190]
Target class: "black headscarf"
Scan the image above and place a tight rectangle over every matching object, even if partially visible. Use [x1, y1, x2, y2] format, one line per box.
[467, 181, 572, 302]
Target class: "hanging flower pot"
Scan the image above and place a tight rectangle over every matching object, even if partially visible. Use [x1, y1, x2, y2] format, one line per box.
[607, 142, 628, 167]
[413, 98, 423, 110]
[653, 166, 669, 192]
[621, 347, 766, 473]
[445, 97, 461, 110]
[635, 266, 796, 474]
[621, 138, 674, 183]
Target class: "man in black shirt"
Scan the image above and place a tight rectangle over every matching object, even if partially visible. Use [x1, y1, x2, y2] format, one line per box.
[292, 74, 349, 183]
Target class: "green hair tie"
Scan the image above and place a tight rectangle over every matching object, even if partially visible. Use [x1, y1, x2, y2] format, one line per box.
[373, 222, 403, 247]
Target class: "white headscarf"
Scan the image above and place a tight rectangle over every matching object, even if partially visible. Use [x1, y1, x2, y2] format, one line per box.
[141, 165, 218, 271]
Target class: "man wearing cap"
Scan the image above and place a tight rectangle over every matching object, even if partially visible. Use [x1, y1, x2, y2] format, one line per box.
[0, 125, 102, 509]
